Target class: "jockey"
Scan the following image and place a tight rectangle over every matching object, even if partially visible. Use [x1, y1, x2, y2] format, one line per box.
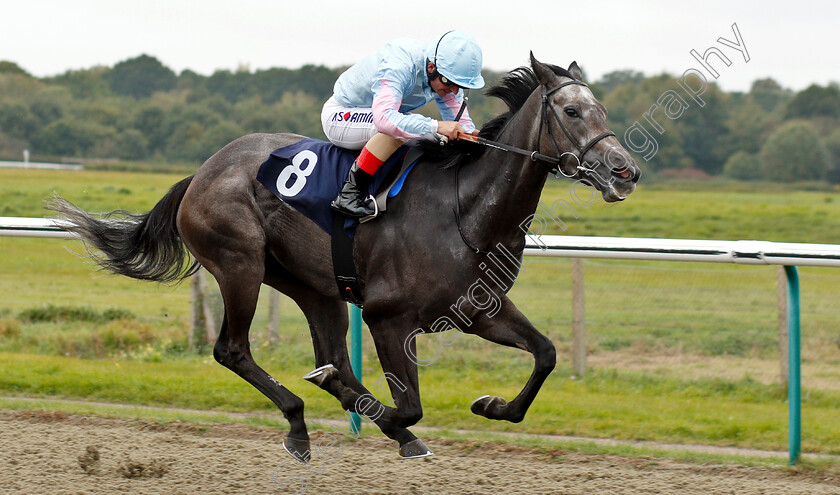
[322, 30, 485, 217]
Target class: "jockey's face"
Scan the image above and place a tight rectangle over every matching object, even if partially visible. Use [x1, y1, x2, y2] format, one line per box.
[427, 63, 460, 97]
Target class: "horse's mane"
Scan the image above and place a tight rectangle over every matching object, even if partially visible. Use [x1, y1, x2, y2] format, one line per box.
[419, 63, 578, 168]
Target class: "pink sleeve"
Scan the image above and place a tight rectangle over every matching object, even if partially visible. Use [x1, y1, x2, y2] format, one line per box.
[437, 93, 476, 133]
[371, 79, 436, 139]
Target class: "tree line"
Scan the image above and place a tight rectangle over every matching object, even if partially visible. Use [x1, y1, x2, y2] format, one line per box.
[0, 55, 838, 182]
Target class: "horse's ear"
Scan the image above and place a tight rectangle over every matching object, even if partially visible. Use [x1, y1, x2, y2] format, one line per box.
[530, 51, 556, 86]
[568, 61, 584, 81]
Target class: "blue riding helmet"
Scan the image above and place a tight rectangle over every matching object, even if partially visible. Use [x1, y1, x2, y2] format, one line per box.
[425, 30, 485, 89]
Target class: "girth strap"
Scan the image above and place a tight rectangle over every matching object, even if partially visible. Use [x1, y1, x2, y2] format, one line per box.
[331, 214, 364, 307]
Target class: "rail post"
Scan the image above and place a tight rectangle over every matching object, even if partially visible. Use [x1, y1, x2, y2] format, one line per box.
[572, 258, 586, 377]
[349, 304, 363, 434]
[776, 266, 789, 389]
[784, 265, 801, 465]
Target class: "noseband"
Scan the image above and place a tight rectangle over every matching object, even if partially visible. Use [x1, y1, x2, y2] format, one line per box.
[537, 80, 615, 178]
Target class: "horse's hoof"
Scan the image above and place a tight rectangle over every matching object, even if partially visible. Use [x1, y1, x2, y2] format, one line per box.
[283, 436, 311, 463]
[470, 394, 508, 419]
[303, 364, 338, 387]
[399, 438, 434, 459]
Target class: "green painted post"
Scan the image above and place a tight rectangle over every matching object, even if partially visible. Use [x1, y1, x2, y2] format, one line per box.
[350, 304, 363, 434]
[784, 265, 801, 465]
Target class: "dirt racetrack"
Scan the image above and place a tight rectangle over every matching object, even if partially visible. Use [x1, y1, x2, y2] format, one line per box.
[1, 410, 839, 495]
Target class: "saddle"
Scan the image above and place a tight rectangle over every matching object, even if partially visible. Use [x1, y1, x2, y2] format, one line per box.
[257, 138, 424, 306]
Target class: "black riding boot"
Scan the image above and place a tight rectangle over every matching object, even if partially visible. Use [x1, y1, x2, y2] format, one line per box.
[331, 161, 375, 217]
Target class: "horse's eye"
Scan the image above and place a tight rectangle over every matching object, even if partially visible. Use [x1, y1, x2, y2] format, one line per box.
[564, 108, 579, 118]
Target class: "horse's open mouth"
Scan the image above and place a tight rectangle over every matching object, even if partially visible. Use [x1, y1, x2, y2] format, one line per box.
[576, 178, 627, 203]
[610, 180, 637, 202]
[604, 190, 626, 203]
[600, 182, 633, 203]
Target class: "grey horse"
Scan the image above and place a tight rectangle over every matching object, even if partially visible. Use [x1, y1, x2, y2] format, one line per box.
[50, 54, 640, 461]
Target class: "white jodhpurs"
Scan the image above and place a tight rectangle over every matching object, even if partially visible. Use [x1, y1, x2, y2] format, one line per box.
[321, 96, 379, 150]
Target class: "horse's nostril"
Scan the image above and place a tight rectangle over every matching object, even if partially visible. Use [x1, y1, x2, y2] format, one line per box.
[614, 167, 631, 179]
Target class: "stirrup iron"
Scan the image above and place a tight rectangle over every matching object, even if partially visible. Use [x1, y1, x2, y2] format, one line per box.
[359, 194, 379, 223]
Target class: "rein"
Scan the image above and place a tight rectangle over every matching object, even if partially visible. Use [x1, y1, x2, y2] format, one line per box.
[453, 79, 615, 256]
[453, 161, 524, 256]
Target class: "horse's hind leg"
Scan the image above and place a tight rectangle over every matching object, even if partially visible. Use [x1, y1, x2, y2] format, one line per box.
[210, 262, 313, 461]
[262, 264, 357, 402]
[180, 219, 311, 462]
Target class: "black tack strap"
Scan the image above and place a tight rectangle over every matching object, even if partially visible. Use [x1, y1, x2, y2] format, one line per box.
[454, 89, 469, 122]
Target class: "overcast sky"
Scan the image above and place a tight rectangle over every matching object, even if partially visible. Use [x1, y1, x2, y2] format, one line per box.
[2, 0, 838, 93]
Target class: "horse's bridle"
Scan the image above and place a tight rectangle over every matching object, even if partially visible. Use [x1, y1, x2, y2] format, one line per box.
[538, 80, 616, 178]
[453, 78, 617, 256]
[458, 79, 617, 180]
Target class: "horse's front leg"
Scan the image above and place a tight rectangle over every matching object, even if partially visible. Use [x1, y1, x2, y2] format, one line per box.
[298, 303, 431, 459]
[462, 295, 556, 423]
[364, 319, 434, 458]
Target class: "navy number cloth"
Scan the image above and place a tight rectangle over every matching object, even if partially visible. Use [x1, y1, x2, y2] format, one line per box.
[256, 138, 415, 237]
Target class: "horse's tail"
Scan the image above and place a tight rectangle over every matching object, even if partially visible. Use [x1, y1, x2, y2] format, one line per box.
[48, 176, 199, 283]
